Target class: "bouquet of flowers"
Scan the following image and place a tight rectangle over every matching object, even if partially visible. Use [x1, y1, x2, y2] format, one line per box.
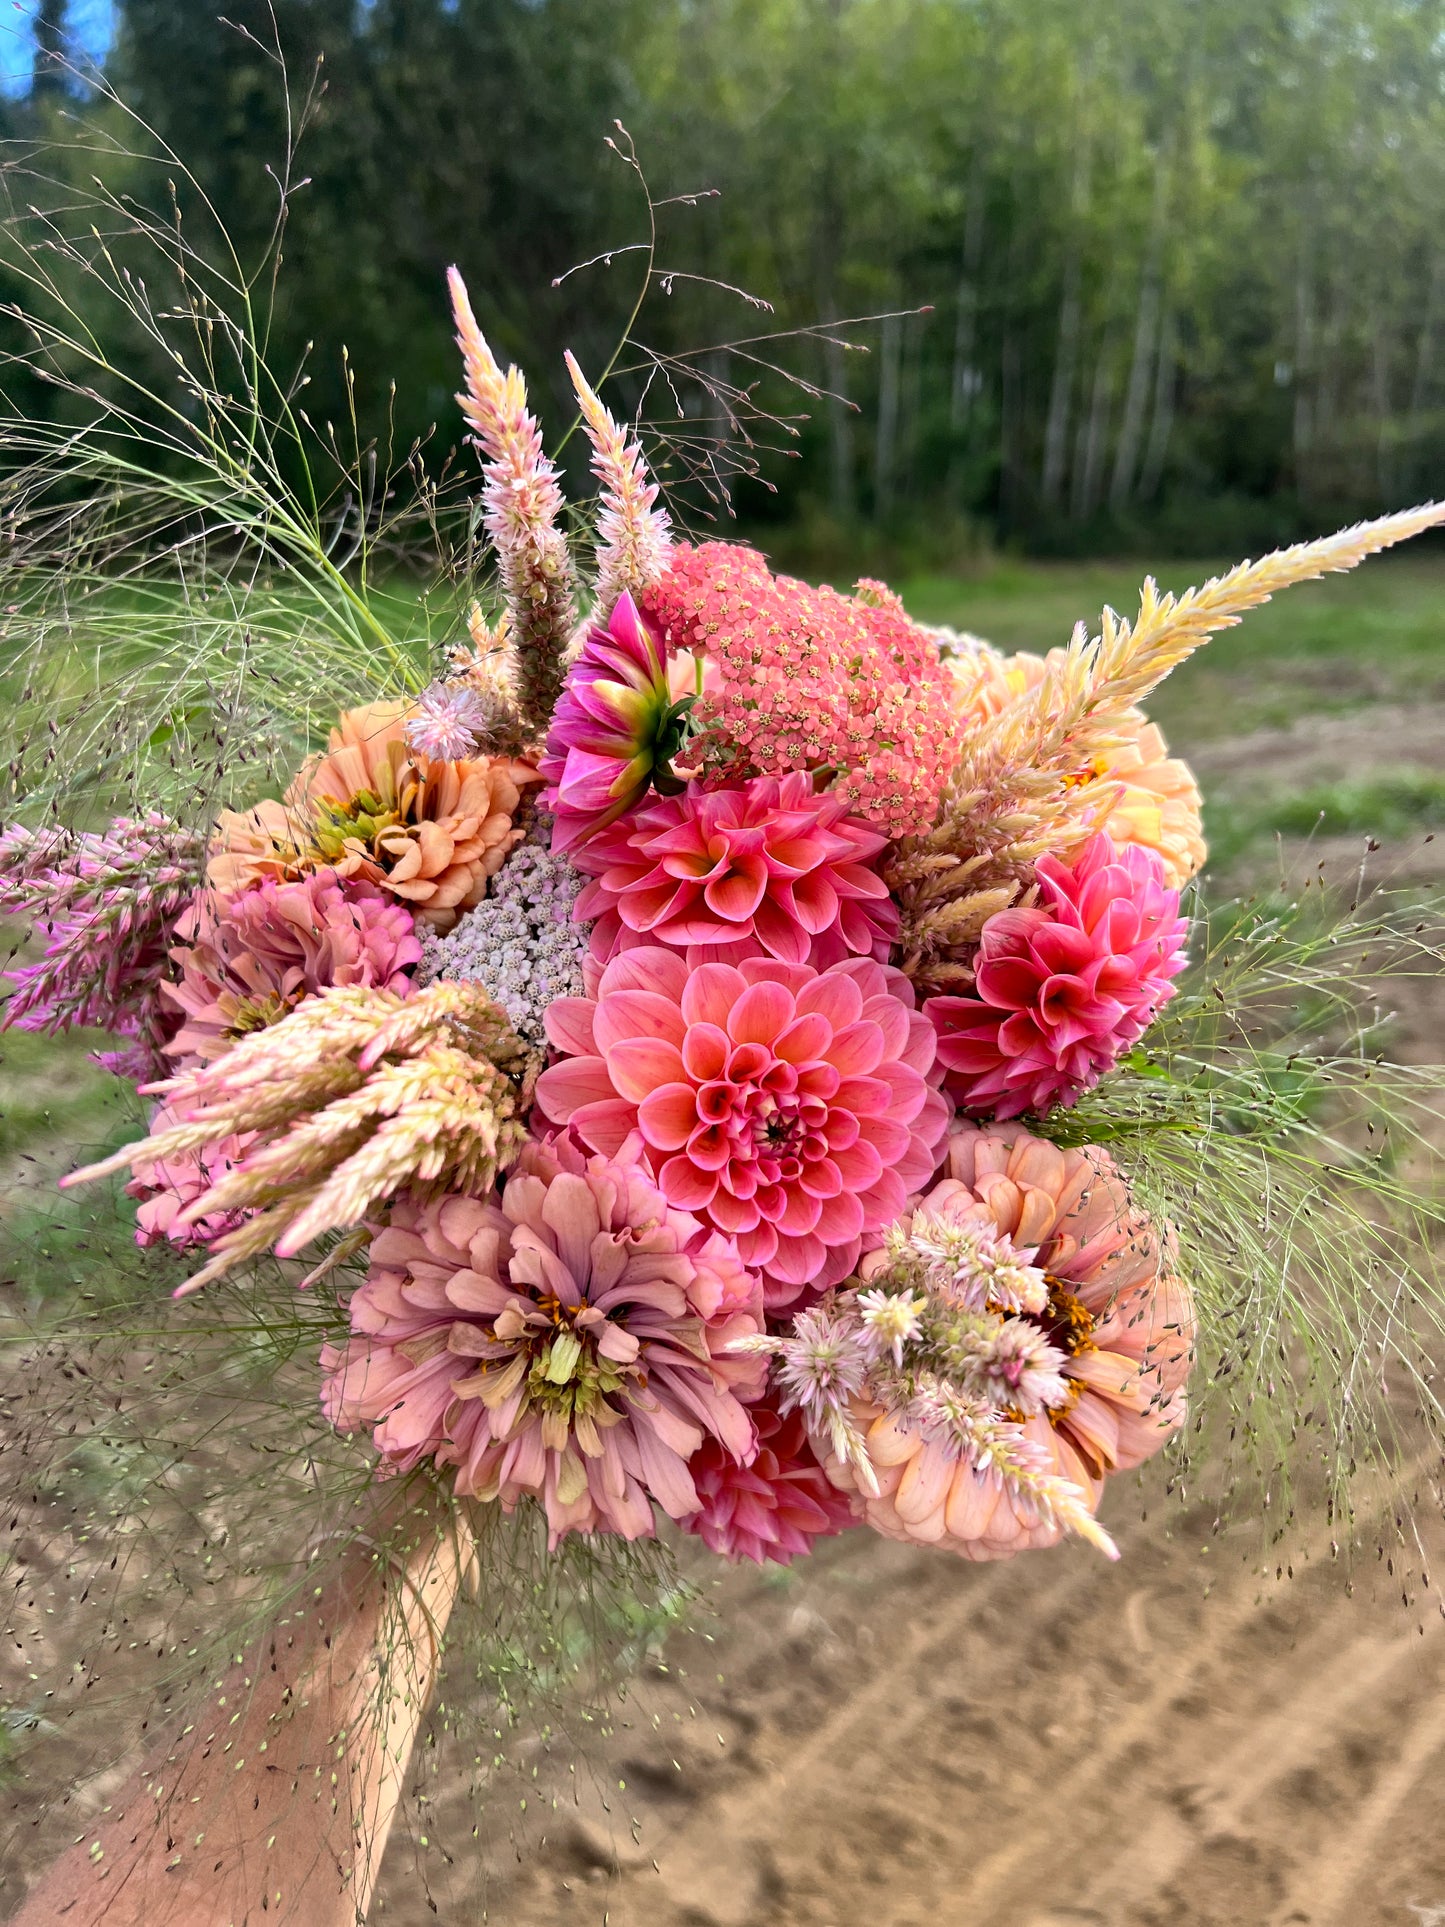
[6, 235, 1445, 1920]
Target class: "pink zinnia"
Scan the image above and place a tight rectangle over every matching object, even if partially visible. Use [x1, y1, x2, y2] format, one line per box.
[321, 1132, 766, 1546]
[162, 872, 422, 1064]
[572, 773, 898, 970]
[681, 1402, 855, 1566]
[128, 1107, 256, 1251]
[928, 833, 1188, 1118]
[540, 592, 698, 853]
[536, 948, 951, 1311]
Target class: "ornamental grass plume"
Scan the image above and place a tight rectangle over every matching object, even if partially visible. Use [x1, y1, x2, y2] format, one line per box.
[751, 1122, 1194, 1561]
[449, 265, 576, 735]
[0, 814, 204, 1079]
[63, 980, 533, 1292]
[892, 504, 1445, 987]
[572, 772, 899, 970]
[162, 872, 422, 1065]
[642, 544, 962, 839]
[536, 947, 951, 1309]
[565, 350, 673, 614]
[680, 1401, 855, 1566]
[209, 702, 540, 931]
[928, 833, 1188, 1118]
[950, 646, 1207, 889]
[321, 1131, 766, 1545]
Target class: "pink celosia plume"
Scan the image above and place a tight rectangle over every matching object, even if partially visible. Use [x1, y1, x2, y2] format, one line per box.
[321, 1131, 766, 1545]
[572, 772, 899, 970]
[536, 947, 951, 1310]
[449, 265, 576, 733]
[0, 814, 203, 1081]
[927, 832, 1188, 1118]
[680, 1400, 855, 1566]
[565, 349, 673, 614]
[163, 872, 422, 1065]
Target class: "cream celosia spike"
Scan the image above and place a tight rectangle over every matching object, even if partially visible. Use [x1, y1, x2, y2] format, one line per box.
[1025, 501, 1445, 770]
[62, 981, 530, 1290]
[893, 503, 1445, 987]
[564, 349, 673, 614]
[448, 265, 575, 736]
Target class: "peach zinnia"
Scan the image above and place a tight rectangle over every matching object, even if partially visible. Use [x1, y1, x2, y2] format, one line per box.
[209, 701, 539, 930]
[809, 1122, 1194, 1560]
[536, 947, 951, 1310]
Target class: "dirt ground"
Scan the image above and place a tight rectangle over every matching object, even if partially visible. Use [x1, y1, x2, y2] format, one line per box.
[6, 700, 1445, 1927]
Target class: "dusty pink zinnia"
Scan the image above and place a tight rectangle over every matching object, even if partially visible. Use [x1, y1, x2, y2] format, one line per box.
[128, 1107, 256, 1251]
[321, 1132, 766, 1546]
[928, 833, 1188, 1118]
[680, 1401, 855, 1566]
[162, 872, 422, 1065]
[540, 591, 699, 853]
[536, 948, 951, 1311]
[572, 772, 899, 970]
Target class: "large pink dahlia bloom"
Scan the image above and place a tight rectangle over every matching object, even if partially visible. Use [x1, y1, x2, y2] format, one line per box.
[681, 1402, 855, 1566]
[536, 948, 951, 1310]
[321, 1133, 766, 1545]
[928, 833, 1188, 1118]
[572, 772, 898, 970]
[819, 1122, 1195, 1560]
[540, 591, 699, 852]
[162, 872, 421, 1065]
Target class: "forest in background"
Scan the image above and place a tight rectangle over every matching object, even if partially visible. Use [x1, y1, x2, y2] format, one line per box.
[6, 0, 1445, 562]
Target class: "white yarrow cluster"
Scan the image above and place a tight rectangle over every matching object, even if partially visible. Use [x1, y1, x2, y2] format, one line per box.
[419, 828, 588, 1049]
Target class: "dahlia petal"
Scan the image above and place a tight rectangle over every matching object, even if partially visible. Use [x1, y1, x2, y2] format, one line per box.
[726, 980, 795, 1047]
[637, 1082, 702, 1151]
[606, 1036, 687, 1102]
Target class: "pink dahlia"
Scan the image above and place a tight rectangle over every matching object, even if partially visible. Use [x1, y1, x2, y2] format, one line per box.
[540, 591, 700, 852]
[572, 772, 898, 970]
[536, 948, 951, 1311]
[641, 544, 962, 839]
[321, 1132, 766, 1546]
[814, 1122, 1195, 1561]
[162, 872, 422, 1065]
[680, 1401, 855, 1566]
[928, 833, 1188, 1118]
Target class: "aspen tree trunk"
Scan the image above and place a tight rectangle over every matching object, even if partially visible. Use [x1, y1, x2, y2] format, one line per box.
[13, 1504, 469, 1927]
[1110, 147, 1170, 511]
[1138, 307, 1177, 502]
[1041, 137, 1092, 508]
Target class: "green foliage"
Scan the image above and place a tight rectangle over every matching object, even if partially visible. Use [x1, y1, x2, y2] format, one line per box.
[14, 0, 1442, 557]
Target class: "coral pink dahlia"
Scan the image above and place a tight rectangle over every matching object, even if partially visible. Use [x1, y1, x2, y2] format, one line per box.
[536, 948, 951, 1311]
[162, 872, 421, 1065]
[321, 1132, 766, 1545]
[681, 1401, 855, 1566]
[928, 833, 1188, 1118]
[572, 772, 899, 970]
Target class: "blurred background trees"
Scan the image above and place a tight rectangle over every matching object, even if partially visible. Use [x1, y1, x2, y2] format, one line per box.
[8, 0, 1445, 560]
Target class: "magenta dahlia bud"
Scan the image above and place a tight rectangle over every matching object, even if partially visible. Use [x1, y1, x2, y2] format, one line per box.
[536, 947, 952, 1311]
[927, 833, 1188, 1118]
[539, 592, 698, 852]
[681, 1402, 855, 1566]
[572, 772, 899, 970]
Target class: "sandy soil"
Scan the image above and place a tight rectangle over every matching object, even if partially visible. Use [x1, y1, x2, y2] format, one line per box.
[6, 701, 1445, 1927]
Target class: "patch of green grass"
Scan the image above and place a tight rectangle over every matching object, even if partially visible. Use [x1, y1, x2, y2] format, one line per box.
[898, 550, 1445, 744]
[0, 1028, 135, 1162]
[1206, 770, 1445, 870]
